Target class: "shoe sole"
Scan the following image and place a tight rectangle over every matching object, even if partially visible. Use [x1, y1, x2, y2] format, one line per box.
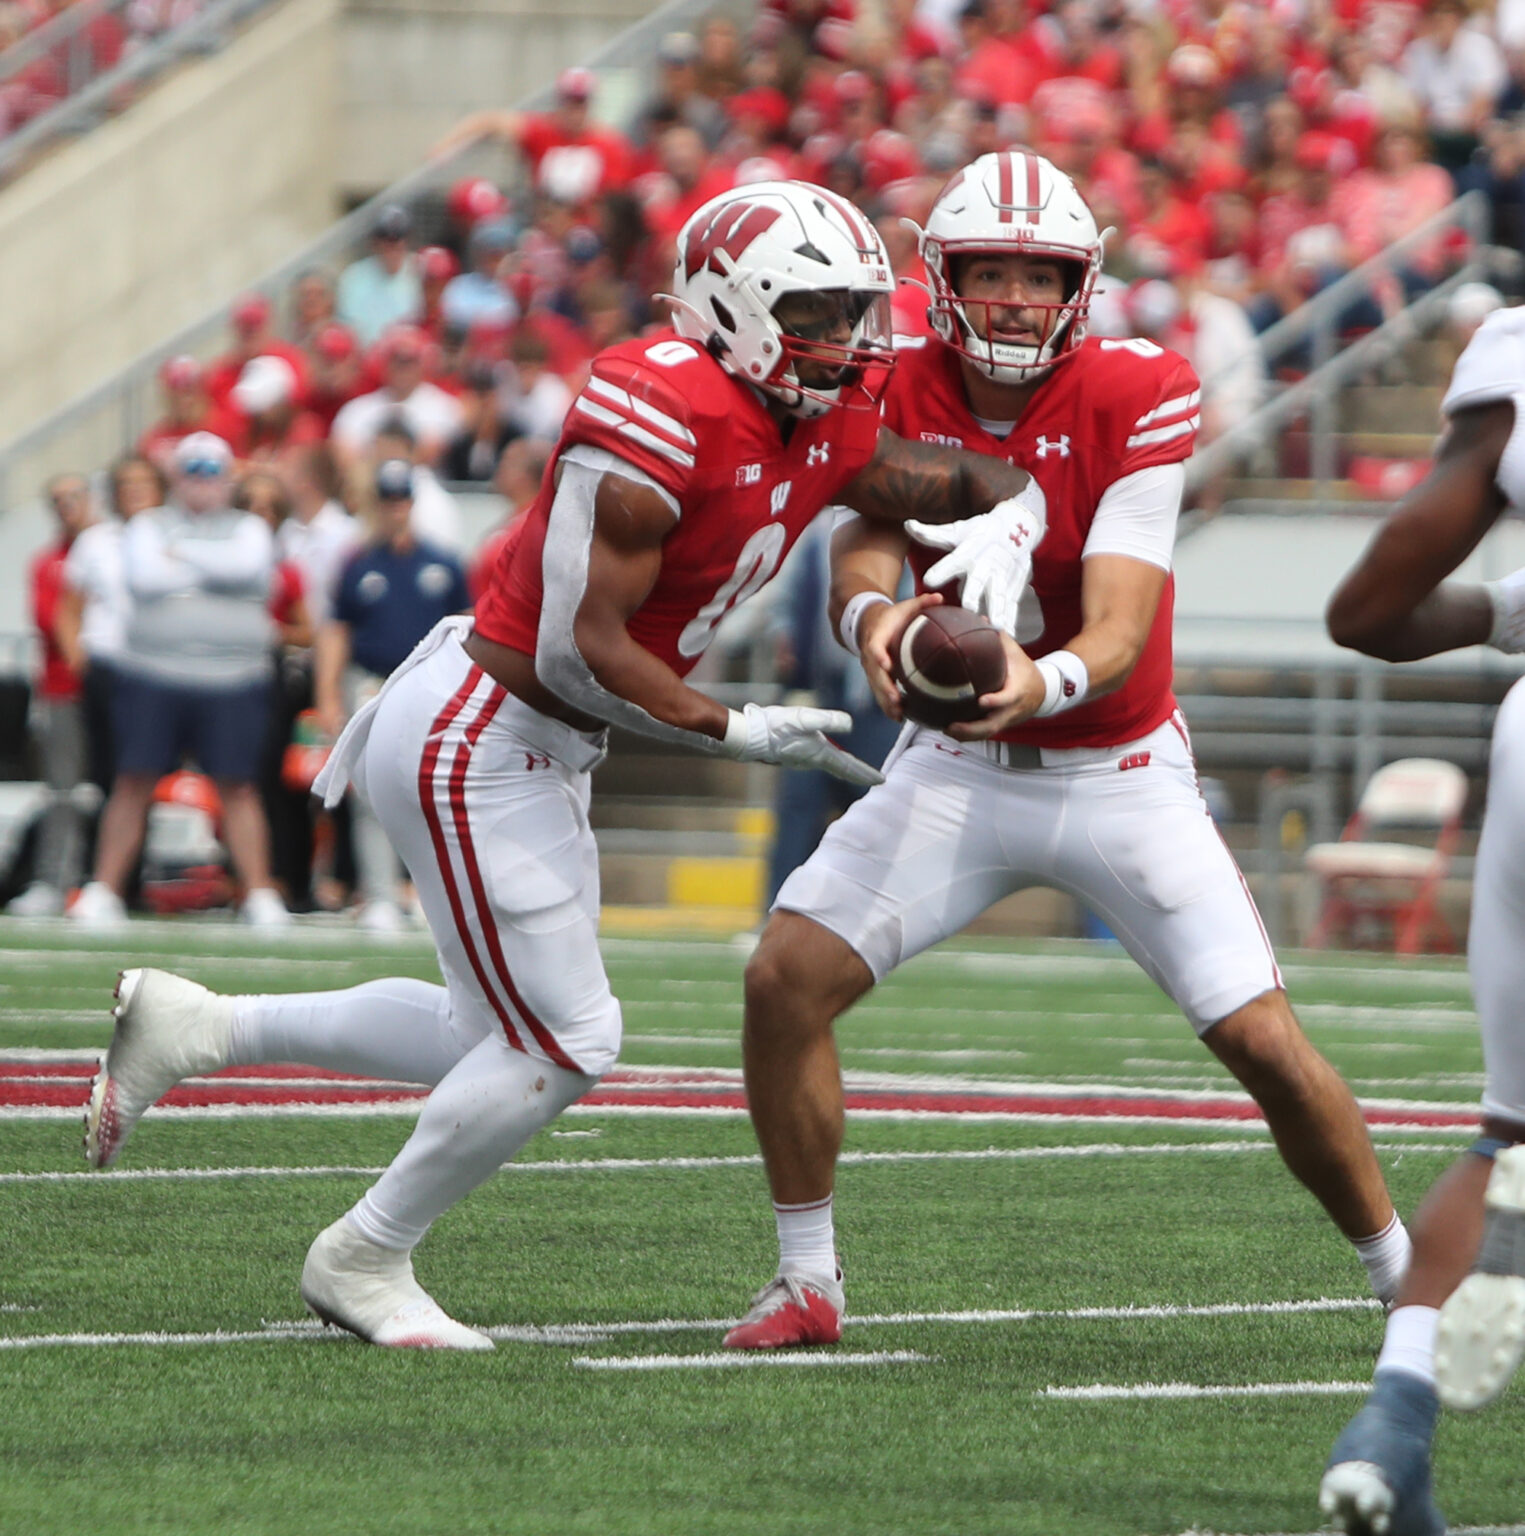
[1436, 1144, 1525, 1411]
[1320, 1461, 1396, 1535]
[82, 969, 147, 1171]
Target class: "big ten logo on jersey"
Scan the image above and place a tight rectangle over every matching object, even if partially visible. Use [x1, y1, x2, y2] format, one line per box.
[920, 432, 964, 448]
[735, 463, 763, 487]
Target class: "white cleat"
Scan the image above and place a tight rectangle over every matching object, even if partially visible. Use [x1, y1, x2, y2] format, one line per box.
[1437, 1144, 1525, 1411]
[240, 886, 292, 930]
[83, 968, 235, 1169]
[300, 1218, 494, 1351]
[1319, 1462, 1396, 1535]
[69, 880, 129, 931]
[6, 881, 64, 918]
[357, 899, 404, 934]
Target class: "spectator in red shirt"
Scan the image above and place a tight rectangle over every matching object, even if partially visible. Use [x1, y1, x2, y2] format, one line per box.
[437, 68, 635, 214]
[228, 356, 328, 466]
[955, 0, 1042, 107]
[138, 356, 242, 473]
[417, 245, 462, 340]
[8, 473, 97, 917]
[638, 123, 736, 240]
[1123, 158, 1212, 276]
[466, 436, 554, 604]
[1252, 95, 1309, 200]
[205, 293, 309, 409]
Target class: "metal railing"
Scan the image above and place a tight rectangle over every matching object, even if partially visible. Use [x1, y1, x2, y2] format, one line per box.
[1187, 191, 1511, 500]
[0, 0, 276, 183]
[0, 0, 736, 507]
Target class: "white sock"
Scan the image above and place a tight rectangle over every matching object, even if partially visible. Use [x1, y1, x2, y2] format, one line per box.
[775, 1195, 837, 1278]
[228, 978, 479, 1087]
[1376, 1303, 1440, 1386]
[349, 1034, 594, 1251]
[1354, 1212, 1413, 1306]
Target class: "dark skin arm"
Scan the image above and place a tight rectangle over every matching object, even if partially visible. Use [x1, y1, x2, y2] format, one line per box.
[1326, 402, 1511, 662]
[835, 427, 1035, 525]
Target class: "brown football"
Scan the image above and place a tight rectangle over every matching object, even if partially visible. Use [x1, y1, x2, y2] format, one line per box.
[889, 605, 1008, 729]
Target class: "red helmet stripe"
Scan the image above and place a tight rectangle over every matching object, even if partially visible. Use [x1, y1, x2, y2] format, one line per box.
[813, 185, 877, 253]
[1023, 152, 1042, 224]
[997, 154, 1014, 224]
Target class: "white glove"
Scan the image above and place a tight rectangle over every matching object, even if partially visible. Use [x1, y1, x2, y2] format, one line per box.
[721, 703, 884, 787]
[904, 479, 1047, 636]
[1487, 567, 1525, 653]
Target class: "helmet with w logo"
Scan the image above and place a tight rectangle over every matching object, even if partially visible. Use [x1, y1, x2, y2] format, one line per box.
[670, 180, 896, 418]
[916, 152, 1107, 383]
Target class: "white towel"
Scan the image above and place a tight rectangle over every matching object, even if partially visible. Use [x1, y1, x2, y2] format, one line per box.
[312, 614, 475, 810]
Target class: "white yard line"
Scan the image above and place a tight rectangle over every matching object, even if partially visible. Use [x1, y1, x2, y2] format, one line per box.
[0, 1140, 1466, 1187]
[0, 1296, 1382, 1351]
[1041, 1380, 1369, 1400]
[573, 1351, 930, 1370]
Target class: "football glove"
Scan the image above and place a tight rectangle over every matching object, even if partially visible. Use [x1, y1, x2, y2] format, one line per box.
[722, 704, 883, 787]
[904, 478, 1047, 637]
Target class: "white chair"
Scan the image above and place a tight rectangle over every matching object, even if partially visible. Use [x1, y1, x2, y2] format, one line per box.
[1305, 758, 1468, 954]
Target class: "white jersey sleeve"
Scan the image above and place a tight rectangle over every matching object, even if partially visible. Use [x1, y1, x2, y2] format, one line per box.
[1441, 305, 1525, 511]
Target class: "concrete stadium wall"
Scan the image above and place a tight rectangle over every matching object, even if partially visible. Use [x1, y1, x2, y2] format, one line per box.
[0, 0, 341, 443]
[337, 0, 658, 193]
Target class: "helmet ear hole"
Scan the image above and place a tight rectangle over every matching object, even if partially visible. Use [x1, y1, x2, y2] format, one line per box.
[710, 297, 737, 333]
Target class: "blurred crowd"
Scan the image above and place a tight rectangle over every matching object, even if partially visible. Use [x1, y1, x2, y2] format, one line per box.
[10, 0, 1525, 923]
[0, 0, 210, 137]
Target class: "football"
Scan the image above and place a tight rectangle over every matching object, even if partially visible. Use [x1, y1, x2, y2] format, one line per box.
[889, 605, 1008, 729]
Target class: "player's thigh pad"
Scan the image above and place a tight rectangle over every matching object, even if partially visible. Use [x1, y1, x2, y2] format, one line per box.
[1472, 678, 1525, 1125]
[774, 732, 1022, 979]
[1055, 717, 1281, 1031]
[361, 643, 619, 1078]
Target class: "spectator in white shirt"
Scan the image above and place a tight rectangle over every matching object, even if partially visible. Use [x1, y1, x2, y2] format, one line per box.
[1402, 0, 1506, 167]
[372, 417, 464, 555]
[500, 327, 572, 442]
[330, 325, 463, 468]
[279, 443, 362, 628]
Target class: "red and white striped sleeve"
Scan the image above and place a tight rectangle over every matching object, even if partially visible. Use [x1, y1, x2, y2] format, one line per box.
[563, 355, 703, 506]
[1118, 353, 1201, 475]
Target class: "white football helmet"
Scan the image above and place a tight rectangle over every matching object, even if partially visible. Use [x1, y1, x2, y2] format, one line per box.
[915, 151, 1107, 383]
[670, 180, 896, 418]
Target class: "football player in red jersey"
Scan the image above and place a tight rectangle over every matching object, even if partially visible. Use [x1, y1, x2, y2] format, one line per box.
[81, 181, 1047, 1349]
[725, 152, 1410, 1351]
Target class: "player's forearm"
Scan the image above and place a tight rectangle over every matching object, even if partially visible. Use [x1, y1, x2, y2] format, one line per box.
[1328, 582, 1495, 663]
[838, 429, 1032, 526]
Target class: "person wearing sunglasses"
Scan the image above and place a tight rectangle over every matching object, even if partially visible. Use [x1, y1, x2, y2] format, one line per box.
[70, 433, 290, 931]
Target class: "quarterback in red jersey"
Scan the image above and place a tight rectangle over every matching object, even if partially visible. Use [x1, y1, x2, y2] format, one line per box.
[725, 153, 1408, 1351]
[81, 180, 1044, 1349]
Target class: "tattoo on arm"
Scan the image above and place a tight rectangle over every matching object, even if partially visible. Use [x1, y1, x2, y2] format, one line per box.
[839, 429, 1033, 525]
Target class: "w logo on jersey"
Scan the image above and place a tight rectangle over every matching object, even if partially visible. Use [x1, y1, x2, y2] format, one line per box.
[770, 481, 793, 516]
[683, 203, 782, 279]
[1035, 434, 1071, 459]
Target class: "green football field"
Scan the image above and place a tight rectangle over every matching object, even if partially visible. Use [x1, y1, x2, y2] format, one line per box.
[1, 923, 1520, 1536]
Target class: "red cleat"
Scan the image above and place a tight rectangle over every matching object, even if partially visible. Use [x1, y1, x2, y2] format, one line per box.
[722, 1270, 845, 1350]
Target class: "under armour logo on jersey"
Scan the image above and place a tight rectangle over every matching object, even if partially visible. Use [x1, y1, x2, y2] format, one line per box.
[770, 481, 793, 516]
[524, 752, 552, 772]
[806, 443, 831, 467]
[1034, 434, 1071, 458]
[736, 463, 763, 487]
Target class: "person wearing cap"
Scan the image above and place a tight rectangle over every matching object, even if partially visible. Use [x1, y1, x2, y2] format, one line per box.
[138, 356, 242, 472]
[303, 323, 365, 431]
[330, 326, 463, 469]
[632, 29, 726, 153]
[70, 433, 290, 932]
[439, 219, 520, 334]
[433, 66, 634, 212]
[205, 294, 309, 410]
[416, 245, 461, 339]
[7, 474, 98, 917]
[371, 416, 464, 554]
[228, 355, 326, 464]
[337, 204, 424, 347]
[289, 267, 338, 349]
[445, 176, 509, 243]
[315, 458, 469, 931]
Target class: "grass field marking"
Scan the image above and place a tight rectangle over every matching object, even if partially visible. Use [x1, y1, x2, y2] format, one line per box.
[1170, 1528, 1525, 1536]
[0, 1139, 1469, 1186]
[571, 1351, 931, 1370]
[1040, 1380, 1370, 1401]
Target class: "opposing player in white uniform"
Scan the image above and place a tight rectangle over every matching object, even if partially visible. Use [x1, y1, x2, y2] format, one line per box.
[1319, 309, 1525, 1535]
[80, 182, 1049, 1348]
[725, 153, 1410, 1350]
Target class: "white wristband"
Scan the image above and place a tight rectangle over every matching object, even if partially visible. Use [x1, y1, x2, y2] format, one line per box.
[1486, 569, 1525, 653]
[1033, 649, 1089, 717]
[839, 590, 893, 657]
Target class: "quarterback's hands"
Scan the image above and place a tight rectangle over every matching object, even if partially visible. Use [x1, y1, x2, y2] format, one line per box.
[858, 590, 944, 721]
[903, 479, 1047, 637]
[721, 703, 884, 787]
[1487, 566, 1525, 652]
[945, 634, 1046, 741]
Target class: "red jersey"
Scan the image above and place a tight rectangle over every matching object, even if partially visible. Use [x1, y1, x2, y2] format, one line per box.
[475, 331, 883, 677]
[29, 540, 80, 702]
[882, 334, 1199, 749]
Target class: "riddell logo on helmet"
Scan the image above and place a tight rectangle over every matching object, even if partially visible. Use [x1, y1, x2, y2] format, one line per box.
[683, 205, 782, 279]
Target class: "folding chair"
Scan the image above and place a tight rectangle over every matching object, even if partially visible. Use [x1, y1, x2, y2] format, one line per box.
[1304, 757, 1468, 954]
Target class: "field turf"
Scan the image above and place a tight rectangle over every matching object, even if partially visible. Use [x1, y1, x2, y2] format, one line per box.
[0, 922, 1520, 1535]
